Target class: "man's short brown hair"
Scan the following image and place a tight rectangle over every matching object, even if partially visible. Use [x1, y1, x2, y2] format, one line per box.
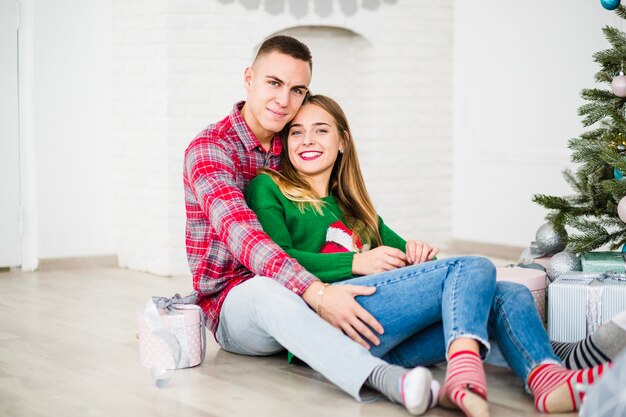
[254, 35, 313, 71]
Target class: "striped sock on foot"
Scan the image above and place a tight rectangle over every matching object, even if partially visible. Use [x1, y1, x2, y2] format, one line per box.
[528, 362, 610, 413]
[439, 350, 489, 417]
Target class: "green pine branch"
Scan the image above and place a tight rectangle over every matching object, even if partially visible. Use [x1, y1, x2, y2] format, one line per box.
[616, 4, 626, 19]
[535, 17, 626, 254]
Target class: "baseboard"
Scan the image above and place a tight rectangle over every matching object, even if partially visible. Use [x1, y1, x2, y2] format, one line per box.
[38, 255, 118, 271]
[446, 240, 523, 262]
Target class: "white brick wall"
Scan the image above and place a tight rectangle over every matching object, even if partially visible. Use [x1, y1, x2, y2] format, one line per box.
[113, 0, 453, 275]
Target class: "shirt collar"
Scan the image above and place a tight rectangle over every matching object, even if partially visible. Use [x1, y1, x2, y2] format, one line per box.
[230, 101, 283, 156]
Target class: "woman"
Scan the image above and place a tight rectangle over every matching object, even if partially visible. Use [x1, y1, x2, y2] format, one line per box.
[246, 95, 609, 416]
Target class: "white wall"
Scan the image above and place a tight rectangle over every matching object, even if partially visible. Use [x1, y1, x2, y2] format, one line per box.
[452, 0, 619, 247]
[112, 0, 454, 275]
[17, 0, 618, 271]
[33, 0, 114, 258]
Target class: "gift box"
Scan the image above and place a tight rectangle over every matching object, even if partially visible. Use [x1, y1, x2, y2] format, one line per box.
[532, 256, 552, 269]
[137, 293, 206, 372]
[496, 267, 547, 322]
[548, 272, 626, 342]
[581, 251, 626, 273]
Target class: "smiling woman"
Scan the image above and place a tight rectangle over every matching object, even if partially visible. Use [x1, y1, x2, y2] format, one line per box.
[257, 94, 383, 249]
[286, 103, 345, 197]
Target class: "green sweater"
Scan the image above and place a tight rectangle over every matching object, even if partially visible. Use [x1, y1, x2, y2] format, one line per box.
[246, 173, 407, 282]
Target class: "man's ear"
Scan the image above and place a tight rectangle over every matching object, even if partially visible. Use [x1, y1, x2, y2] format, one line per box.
[244, 67, 253, 91]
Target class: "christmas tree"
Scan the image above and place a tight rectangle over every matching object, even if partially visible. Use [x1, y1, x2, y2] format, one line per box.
[533, 5, 626, 254]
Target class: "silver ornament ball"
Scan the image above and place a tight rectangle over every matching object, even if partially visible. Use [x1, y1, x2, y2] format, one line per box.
[535, 222, 567, 255]
[546, 250, 582, 282]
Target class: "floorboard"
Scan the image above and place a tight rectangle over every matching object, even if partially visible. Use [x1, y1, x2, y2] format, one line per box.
[0, 261, 576, 417]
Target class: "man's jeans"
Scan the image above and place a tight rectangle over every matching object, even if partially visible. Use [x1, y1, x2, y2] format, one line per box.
[216, 276, 385, 400]
[216, 256, 560, 399]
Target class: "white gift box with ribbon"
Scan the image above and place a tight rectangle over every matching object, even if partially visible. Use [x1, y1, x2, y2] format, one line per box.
[548, 272, 626, 343]
[136, 292, 206, 387]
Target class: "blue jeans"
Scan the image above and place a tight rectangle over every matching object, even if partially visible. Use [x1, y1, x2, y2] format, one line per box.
[340, 256, 560, 383]
[216, 276, 386, 401]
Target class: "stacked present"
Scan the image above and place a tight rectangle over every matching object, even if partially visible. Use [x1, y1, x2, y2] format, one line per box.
[580, 251, 626, 274]
[496, 266, 547, 323]
[521, 224, 626, 342]
[547, 252, 626, 343]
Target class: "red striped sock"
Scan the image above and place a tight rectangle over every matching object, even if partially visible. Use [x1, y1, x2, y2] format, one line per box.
[528, 362, 610, 413]
[439, 350, 487, 415]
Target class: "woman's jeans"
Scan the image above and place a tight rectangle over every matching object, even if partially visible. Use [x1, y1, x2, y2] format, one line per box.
[342, 256, 560, 383]
[216, 256, 560, 400]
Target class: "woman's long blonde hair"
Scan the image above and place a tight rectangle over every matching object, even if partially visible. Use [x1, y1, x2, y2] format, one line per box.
[260, 95, 382, 247]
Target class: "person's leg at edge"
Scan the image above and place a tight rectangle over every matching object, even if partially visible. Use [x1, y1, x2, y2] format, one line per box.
[488, 281, 612, 414]
[551, 309, 626, 369]
[216, 276, 433, 415]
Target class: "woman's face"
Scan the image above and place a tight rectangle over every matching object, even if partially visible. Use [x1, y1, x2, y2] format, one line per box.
[286, 103, 343, 184]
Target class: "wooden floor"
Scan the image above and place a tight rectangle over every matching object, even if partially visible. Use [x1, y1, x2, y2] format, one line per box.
[0, 262, 577, 417]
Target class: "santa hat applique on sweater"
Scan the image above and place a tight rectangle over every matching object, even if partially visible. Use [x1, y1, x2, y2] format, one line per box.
[320, 220, 363, 253]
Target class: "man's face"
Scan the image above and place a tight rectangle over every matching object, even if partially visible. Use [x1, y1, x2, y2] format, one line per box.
[243, 51, 312, 141]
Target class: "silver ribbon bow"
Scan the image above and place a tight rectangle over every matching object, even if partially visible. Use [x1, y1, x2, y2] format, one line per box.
[152, 291, 200, 311]
[519, 241, 548, 264]
[561, 273, 626, 336]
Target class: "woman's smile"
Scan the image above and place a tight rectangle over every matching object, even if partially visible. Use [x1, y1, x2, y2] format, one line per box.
[299, 151, 323, 161]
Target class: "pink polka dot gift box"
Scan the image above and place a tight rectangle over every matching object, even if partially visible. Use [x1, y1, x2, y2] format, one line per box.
[137, 292, 206, 386]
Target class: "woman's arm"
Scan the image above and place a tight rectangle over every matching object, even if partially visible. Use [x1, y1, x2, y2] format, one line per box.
[378, 217, 439, 264]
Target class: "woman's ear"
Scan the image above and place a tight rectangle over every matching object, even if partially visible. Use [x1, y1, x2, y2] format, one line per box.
[340, 131, 350, 153]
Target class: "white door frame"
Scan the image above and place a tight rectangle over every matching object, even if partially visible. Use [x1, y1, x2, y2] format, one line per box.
[18, 0, 39, 271]
[0, 0, 21, 268]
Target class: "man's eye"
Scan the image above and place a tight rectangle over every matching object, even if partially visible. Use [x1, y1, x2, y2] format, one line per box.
[269, 81, 279, 86]
[292, 88, 303, 95]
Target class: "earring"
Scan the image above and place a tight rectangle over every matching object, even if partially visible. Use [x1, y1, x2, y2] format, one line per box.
[339, 149, 344, 154]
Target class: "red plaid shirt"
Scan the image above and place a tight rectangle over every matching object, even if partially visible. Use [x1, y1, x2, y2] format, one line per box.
[184, 101, 318, 336]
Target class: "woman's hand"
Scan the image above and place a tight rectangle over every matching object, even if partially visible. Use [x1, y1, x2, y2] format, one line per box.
[352, 246, 407, 275]
[405, 240, 439, 264]
[303, 282, 384, 349]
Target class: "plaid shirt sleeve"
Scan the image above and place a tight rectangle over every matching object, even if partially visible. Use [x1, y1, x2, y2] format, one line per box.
[184, 140, 318, 295]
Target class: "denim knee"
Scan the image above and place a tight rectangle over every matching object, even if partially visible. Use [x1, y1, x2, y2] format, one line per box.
[461, 256, 497, 285]
[494, 281, 534, 308]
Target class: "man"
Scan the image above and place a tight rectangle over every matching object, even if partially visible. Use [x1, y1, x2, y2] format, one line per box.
[183, 35, 434, 415]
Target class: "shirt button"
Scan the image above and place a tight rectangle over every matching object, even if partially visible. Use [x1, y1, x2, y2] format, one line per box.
[292, 287, 298, 292]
